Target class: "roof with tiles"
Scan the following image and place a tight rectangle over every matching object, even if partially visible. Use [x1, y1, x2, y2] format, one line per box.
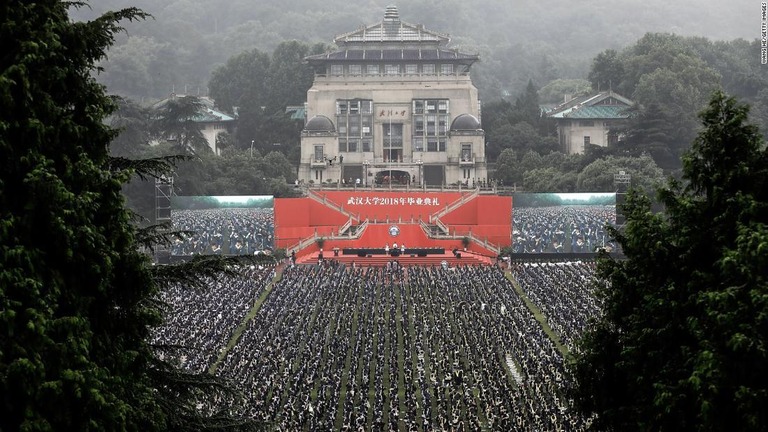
[334, 5, 449, 46]
[305, 5, 477, 65]
[547, 91, 634, 120]
[308, 48, 477, 62]
[193, 108, 235, 123]
[152, 94, 236, 123]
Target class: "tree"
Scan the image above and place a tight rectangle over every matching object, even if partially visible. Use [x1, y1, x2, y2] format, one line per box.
[572, 92, 768, 431]
[576, 154, 664, 193]
[1, 3, 263, 430]
[0, 3, 164, 430]
[151, 95, 211, 154]
[110, 96, 154, 158]
[539, 78, 592, 104]
[588, 49, 624, 92]
[493, 148, 519, 185]
[208, 48, 271, 116]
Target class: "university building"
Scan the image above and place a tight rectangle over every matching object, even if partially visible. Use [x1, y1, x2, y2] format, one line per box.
[298, 5, 487, 187]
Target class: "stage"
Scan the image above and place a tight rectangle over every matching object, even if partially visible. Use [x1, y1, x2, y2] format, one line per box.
[275, 189, 512, 263]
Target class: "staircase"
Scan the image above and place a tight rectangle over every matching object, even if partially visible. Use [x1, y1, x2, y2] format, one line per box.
[429, 188, 479, 222]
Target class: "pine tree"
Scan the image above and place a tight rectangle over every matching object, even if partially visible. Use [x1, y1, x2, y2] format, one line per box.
[1, 2, 265, 430]
[572, 91, 768, 430]
[0, 2, 164, 430]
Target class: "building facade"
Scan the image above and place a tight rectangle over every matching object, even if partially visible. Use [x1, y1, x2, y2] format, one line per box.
[298, 6, 487, 187]
[547, 91, 633, 155]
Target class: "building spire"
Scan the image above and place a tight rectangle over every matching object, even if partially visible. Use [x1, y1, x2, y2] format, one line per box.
[384, 5, 400, 22]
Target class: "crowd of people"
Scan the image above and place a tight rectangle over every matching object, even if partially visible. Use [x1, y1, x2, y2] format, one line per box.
[192, 264, 594, 431]
[170, 208, 274, 256]
[149, 265, 276, 373]
[512, 205, 617, 253]
[512, 261, 603, 351]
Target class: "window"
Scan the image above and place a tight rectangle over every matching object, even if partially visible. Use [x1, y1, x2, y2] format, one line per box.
[413, 137, 424, 151]
[383, 123, 403, 148]
[314, 145, 324, 162]
[414, 117, 424, 134]
[413, 100, 424, 114]
[584, 136, 591, 146]
[461, 143, 472, 161]
[427, 139, 438, 152]
[330, 64, 343, 76]
[362, 140, 372, 152]
[337, 99, 373, 153]
[423, 64, 435, 75]
[349, 64, 362, 76]
[440, 64, 454, 75]
[412, 99, 450, 152]
[438, 115, 448, 134]
[385, 64, 399, 75]
[426, 115, 436, 135]
[366, 64, 379, 75]
[405, 64, 418, 75]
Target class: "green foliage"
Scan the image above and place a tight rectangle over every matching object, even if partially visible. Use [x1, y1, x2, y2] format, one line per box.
[523, 167, 577, 192]
[539, 78, 592, 104]
[572, 92, 768, 431]
[0, 3, 268, 430]
[0, 2, 164, 430]
[588, 49, 624, 92]
[576, 154, 664, 193]
[207, 42, 319, 158]
[152, 95, 211, 154]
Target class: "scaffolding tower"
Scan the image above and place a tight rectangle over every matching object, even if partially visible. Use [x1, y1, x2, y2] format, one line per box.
[614, 170, 631, 228]
[155, 175, 174, 264]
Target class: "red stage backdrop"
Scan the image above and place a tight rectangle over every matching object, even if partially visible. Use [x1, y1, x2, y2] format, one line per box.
[275, 191, 511, 255]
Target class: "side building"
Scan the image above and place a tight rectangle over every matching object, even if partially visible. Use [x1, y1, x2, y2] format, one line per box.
[298, 6, 487, 187]
[547, 91, 633, 155]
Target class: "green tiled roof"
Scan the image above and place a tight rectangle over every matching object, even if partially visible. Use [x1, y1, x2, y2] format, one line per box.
[286, 106, 306, 120]
[546, 91, 634, 120]
[192, 108, 235, 123]
[550, 105, 631, 119]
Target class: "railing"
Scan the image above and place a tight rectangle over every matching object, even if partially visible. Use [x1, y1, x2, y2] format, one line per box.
[355, 219, 369, 237]
[287, 218, 370, 255]
[305, 183, 502, 193]
[307, 189, 360, 222]
[430, 187, 479, 221]
[288, 233, 321, 255]
[468, 232, 500, 255]
[309, 157, 327, 168]
[418, 219, 430, 235]
[338, 217, 353, 236]
[314, 71, 471, 81]
[433, 218, 450, 235]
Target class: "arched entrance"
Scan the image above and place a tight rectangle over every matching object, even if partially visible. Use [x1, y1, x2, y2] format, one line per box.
[375, 169, 411, 185]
